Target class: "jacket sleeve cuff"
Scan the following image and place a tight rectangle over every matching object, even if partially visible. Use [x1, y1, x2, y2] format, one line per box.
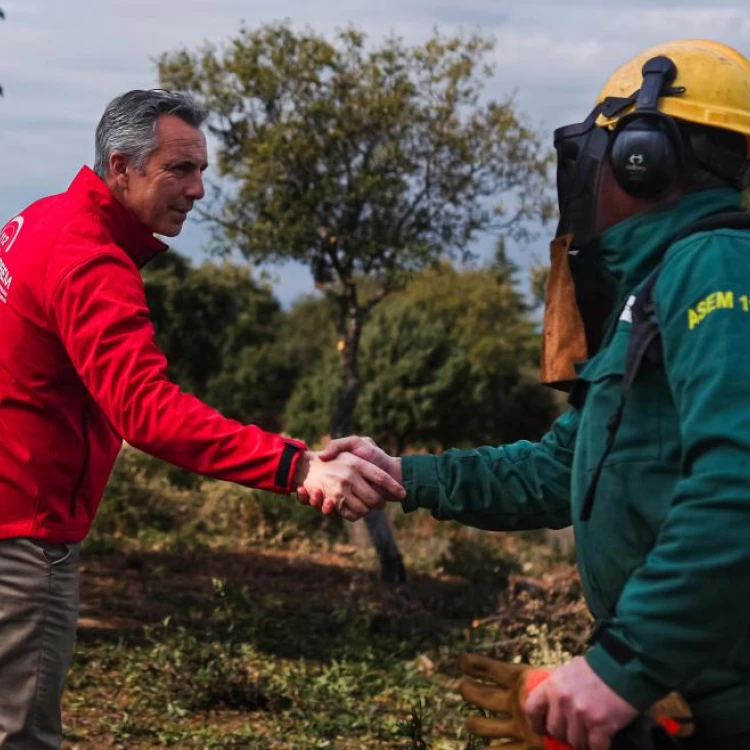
[275, 438, 307, 493]
[400, 455, 441, 514]
[586, 642, 667, 713]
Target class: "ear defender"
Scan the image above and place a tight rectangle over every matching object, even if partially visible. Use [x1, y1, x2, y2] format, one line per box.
[609, 56, 685, 199]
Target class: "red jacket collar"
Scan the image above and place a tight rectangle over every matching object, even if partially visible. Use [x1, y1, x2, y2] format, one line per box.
[67, 167, 168, 267]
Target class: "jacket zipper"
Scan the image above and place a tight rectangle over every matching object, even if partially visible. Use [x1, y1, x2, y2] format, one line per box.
[69, 405, 90, 518]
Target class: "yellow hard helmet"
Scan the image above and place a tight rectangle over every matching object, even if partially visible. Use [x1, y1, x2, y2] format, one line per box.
[554, 39, 750, 247]
[595, 40, 750, 153]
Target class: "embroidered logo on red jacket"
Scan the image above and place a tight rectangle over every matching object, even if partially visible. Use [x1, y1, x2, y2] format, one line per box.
[0, 215, 21, 303]
[0, 216, 23, 254]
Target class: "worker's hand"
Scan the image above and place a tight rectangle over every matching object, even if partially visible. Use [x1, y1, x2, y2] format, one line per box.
[460, 653, 692, 750]
[294, 450, 405, 522]
[297, 437, 403, 515]
[525, 656, 638, 750]
[319, 436, 402, 480]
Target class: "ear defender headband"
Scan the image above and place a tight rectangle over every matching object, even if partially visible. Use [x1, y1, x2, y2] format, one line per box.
[609, 56, 686, 198]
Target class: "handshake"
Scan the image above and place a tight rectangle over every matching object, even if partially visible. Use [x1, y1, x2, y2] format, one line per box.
[293, 437, 404, 522]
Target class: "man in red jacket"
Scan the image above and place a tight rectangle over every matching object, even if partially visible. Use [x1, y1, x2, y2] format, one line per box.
[0, 89, 403, 749]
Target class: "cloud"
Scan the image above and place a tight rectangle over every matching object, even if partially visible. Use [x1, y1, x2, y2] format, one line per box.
[1, 0, 749, 304]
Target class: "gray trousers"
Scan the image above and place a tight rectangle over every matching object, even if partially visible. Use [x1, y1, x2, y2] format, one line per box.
[0, 538, 80, 750]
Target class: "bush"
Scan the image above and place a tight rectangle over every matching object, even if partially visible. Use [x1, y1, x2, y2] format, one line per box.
[437, 533, 520, 587]
[138, 624, 268, 713]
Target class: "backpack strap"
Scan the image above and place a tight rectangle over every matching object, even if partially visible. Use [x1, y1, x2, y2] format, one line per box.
[625, 267, 664, 384]
[579, 208, 750, 522]
[578, 270, 663, 521]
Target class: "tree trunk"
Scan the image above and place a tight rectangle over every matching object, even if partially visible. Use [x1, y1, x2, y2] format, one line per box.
[332, 298, 406, 584]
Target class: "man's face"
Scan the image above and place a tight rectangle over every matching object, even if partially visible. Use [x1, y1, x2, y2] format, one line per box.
[119, 114, 208, 237]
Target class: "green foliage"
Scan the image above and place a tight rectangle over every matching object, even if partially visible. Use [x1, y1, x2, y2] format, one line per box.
[381, 263, 558, 447]
[284, 263, 559, 449]
[264, 294, 341, 442]
[140, 249, 557, 452]
[269, 293, 338, 373]
[357, 298, 475, 454]
[530, 263, 550, 309]
[438, 535, 521, 587]
[67, 446, 588, 748]
[139, 622, 265, 712]
[283, 352, 341, 444]
[488, 238, 527, 307]
[159, 23, 553, 277]
[159, 21, 553, 445]
[142, 251, 294, 429]
[151, 20, 557, 579]
[138, 246, 557, 466]
[85, 447, 204, 553]
[404, 263, 536, 376]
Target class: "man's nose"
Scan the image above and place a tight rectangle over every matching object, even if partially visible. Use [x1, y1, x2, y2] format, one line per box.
[185, 173, 205, 200]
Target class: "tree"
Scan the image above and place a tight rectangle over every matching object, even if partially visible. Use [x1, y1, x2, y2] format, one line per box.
[159, 23, 553, 582]
[530, 264, 550, 310]
[285, 263, 559, 454]
[142, 251, 294, 430]
[284, 296, 475, 455]
[356, 298, 475, 455]
[387, 263, 558, 446]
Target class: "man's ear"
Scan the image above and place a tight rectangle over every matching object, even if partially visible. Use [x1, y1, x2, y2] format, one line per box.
[108, 153, 130, 189]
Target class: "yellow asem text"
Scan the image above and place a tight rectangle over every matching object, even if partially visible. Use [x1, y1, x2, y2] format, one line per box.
[688, 291, 734, 330]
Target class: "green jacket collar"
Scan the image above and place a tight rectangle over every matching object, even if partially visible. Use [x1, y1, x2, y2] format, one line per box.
[598, 188, 743, 298]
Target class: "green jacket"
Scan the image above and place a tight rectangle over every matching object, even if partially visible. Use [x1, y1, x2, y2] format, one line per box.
[401, 188, 750, 737]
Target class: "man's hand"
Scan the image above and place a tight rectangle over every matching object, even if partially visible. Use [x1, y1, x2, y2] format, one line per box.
[297, 437, 403, 517]
[318, 436, 402, 481]
[525, 656, 638, 750]
[293, 450, 405, 522]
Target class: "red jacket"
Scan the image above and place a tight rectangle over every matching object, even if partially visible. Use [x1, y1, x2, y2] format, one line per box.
[0, 167, 305, 543]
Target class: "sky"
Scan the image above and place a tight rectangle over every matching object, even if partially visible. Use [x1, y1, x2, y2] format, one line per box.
[1, 1, 749, 306]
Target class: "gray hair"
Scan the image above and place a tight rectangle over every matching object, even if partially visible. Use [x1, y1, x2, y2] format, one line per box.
[93, 89, 207, 178]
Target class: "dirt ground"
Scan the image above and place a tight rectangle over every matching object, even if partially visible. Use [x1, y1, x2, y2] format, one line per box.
[62, 543, 590, 749]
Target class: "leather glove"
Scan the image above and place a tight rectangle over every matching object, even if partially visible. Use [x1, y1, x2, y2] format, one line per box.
[458, 654, 694, 749]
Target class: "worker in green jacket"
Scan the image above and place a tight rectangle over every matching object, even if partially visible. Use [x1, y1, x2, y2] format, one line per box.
[300, 40, 750, 750]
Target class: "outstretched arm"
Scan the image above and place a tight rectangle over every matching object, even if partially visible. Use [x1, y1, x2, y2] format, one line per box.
[301, 409, 577, 531]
